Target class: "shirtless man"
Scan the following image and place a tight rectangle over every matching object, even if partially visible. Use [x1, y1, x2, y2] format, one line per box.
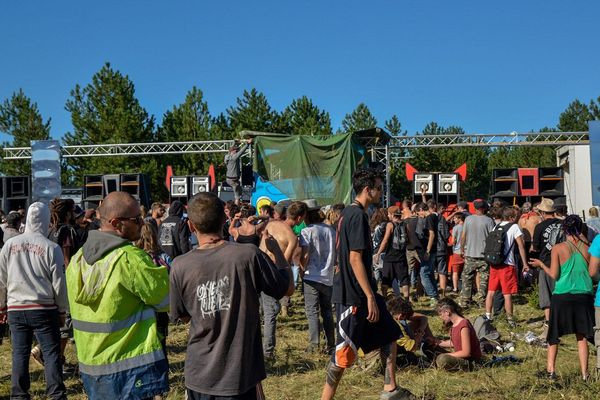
[519, 202, 542, 253]
[258, 201, 307, 358]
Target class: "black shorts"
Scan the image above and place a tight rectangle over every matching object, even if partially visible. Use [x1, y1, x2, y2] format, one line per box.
[382, 260, 410, 287]
[436, 253, 448, 276]
[332, 294, 401, 368]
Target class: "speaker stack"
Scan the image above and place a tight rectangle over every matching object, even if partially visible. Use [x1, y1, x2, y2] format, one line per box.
[2, 176, 31, 214]
[437, 173, 459, 205]
[169, 175, 212, 203]
[413, 174, 435, 196]
[83, 173, 151, 209]
[492, 167, 564, 206]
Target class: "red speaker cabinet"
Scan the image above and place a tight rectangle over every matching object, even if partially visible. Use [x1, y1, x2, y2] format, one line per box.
[518, 168, 539, 196]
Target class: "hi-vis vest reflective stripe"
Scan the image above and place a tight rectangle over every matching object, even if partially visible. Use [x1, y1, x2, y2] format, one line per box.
[68, 247, 166, 376]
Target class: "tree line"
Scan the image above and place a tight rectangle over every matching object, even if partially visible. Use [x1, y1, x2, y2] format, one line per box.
[1, 62, 599, 202]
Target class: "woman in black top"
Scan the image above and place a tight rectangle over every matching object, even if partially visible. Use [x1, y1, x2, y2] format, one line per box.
[229, 204, 267, 247]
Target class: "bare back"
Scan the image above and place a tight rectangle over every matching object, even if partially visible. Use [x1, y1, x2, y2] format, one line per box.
[259, 220, 298, 263]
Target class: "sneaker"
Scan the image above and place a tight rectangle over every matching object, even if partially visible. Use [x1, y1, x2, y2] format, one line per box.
[31, 346, 45, 367]
[507, 318, 517, 329]
[429, 297, 438, 308]
[380, 386, 415, 400]
[547, 371, 557, 381]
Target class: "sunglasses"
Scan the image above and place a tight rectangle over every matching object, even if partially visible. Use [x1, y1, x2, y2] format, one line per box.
[114, 215, 143, 224]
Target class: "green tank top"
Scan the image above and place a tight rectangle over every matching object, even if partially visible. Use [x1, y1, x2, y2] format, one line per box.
[553, 241, 593, 295]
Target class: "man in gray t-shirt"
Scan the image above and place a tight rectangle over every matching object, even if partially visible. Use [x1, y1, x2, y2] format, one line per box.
[224, 139, 251, 205]
[459, 199, 495, 307]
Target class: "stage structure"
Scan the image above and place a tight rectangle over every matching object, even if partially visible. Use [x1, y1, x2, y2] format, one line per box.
[1, 130, 590, 208]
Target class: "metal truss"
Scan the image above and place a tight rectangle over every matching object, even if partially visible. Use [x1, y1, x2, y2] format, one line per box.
[2, 131, 588, 160]
[2, 140, 237, 160]
[388, 131, 588, 148]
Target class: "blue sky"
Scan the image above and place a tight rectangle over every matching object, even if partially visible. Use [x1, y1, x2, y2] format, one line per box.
[1, 1, 598, 142]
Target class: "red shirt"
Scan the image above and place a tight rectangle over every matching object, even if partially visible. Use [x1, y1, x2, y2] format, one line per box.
[450, 319, 482, 361]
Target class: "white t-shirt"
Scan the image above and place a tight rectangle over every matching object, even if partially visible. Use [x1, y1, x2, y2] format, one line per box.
[498, 221, 523, 267]
[299, 223, 336, 286]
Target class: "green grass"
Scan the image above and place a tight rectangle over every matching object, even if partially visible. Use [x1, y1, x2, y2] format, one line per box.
[1, 289, 599, 399]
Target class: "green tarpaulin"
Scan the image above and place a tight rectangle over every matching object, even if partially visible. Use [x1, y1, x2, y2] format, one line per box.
[253, 133, 367, 205]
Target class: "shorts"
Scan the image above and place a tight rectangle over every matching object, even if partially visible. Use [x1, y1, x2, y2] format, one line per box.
[226, 178, 242, 200]
[538, 271, 555, 310]
[436, 253, 448, 276]
[332, 294, 401, 368]
[381, 260, 409, 287]
[488, 265, 518, 295]
[448, 254, 464, 273]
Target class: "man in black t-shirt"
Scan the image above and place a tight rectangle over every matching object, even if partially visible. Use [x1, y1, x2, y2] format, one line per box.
[415, 202, 439, 305]
[170, 193, 293, 399]
[322, 168, 409, 400]
[530, 198, 563, 336]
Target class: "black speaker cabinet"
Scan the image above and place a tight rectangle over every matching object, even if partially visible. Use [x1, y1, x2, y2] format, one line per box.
[492, 168, 519, 197]
[120, 174, 151, 208]
[241, 165, 254, 186]
[4, 176, 31, 214]
[539, 167, 564, 197]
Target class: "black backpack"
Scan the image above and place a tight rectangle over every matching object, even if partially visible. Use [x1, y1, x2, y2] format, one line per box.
[390, 221, 407, 251]
[483, 223, 514, 266]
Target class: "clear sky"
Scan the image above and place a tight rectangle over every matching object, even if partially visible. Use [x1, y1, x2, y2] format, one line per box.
[1, 0, 599, 142]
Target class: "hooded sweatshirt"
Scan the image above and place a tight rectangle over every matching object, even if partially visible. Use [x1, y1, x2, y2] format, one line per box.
[0, 202, 68, 314]
[158, 201, 191, 259]
[67, 229, 169, 376]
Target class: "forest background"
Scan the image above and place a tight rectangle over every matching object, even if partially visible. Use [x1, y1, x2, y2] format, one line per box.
[1, 62, 599, 202]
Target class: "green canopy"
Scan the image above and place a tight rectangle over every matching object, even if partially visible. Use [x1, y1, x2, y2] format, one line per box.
[253, 133, 368, 205]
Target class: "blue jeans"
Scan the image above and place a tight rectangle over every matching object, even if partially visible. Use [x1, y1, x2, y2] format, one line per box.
[261, 293, 281, 355]
[80, 358, 169, 400]
[303, 280, 335, 349]
[418, 250, 439, 299]
[8, 309, 66, 400]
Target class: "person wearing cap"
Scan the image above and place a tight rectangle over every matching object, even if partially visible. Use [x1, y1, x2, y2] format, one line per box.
[224, 139, 252, 205]
[531, 198, 563, 341]
[459, 199, 495, 308]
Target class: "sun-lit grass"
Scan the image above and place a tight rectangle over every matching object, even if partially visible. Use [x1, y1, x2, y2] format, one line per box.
[1, 288, 599, 399]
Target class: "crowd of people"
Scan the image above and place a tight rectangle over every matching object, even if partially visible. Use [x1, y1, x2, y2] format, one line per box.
[0, 167, 600, 399]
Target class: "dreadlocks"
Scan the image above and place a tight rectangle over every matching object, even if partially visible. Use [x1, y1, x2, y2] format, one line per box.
[49, 198, 75, 230]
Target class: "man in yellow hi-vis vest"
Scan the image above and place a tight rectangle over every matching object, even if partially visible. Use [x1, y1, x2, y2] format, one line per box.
[67, 192, 169, 399]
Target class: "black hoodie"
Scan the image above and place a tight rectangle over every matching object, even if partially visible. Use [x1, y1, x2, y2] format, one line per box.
[158, 201, 191, 259]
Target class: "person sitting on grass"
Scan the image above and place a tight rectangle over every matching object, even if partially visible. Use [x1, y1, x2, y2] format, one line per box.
[386, 295, 439, 366]
[434, 298, 482, 371]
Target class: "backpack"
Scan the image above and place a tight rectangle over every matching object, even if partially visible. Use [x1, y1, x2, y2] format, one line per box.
[438, 217, 450, 242]
[547, 223, 565, 248]
[391, 222, 407, 251]
[415, 217, 426, 242]
[483, 223, 514, 266]
[473, 315, 500, 341]
[48, 224, 79, 250]
[372, 222, 387, 251]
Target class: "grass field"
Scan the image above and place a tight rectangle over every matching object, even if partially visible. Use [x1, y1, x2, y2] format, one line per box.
[1, 289, 599, 399]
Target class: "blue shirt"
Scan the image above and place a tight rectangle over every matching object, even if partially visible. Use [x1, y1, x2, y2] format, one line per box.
[589, 235, 600, 306]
